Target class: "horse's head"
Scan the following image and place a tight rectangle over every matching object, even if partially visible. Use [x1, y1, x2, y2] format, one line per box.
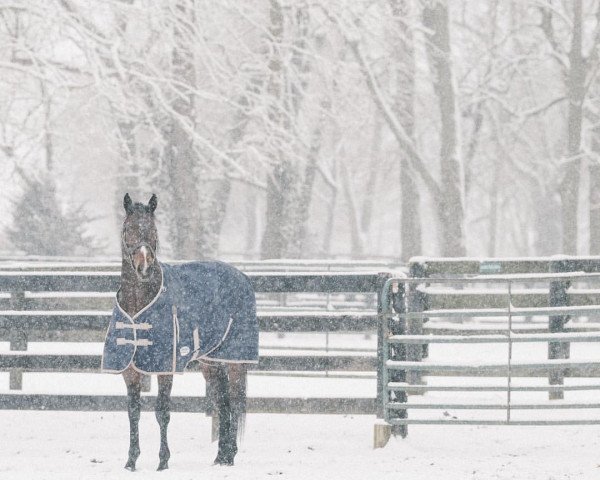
[121, 193, 159, 281]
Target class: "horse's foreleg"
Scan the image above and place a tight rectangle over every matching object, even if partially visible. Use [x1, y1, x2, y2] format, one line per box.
[156, 374, 173, 471]
[123, 368, 142, 471]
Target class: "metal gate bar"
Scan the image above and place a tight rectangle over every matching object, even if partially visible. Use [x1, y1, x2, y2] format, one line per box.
[380, 274, 600, 433]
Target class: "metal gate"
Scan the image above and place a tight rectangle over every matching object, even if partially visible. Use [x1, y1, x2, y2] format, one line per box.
[377, 273, 600, 442]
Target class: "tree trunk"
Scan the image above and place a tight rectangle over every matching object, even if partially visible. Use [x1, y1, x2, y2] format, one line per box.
[341, 162, 364, 256]
[322, 158, 338, 256]
[260, 1, 308, 259]
[423, 1, 466, 257]
[533, 185, 562, 255]
[164, 0, 200, 260]
[112, 12, 142, 226]
[590, 122, 600, 254]
[391, 0, 421, 261]
[199, 178, 232, 259]
[298, 109, 325, 257]
[115, 121, 141, 221]
[198, 86, 256, 258]
[360, 118, 381, 237]
[164, 121, 200, 259]
[488, 159, 500, 256]
[262, 160, 303, 259]
[261, 0, 286, 259]
[41, 84, 53, 173]
[561, 0, 584, 254]
[588, 4, 600, 255]
[245, 190, 259, 256]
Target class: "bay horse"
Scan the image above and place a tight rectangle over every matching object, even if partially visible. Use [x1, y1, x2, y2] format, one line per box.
[101, 194, 258, 471]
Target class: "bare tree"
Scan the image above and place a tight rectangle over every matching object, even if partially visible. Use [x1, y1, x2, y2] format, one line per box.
[260, 1, 319, 259]
[6, 0, 600, 261]
[390, 0, 422, 261]
[422, 0, 466, 256]
[538, 0, 589, 254]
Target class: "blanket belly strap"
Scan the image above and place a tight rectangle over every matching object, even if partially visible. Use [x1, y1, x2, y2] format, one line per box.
[173, 305, 180, 343]
[116, 338, 153, 347]
[116, 321, 152, 330]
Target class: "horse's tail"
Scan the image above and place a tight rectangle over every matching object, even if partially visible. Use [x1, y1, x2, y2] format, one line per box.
[229, 364, 248, 441]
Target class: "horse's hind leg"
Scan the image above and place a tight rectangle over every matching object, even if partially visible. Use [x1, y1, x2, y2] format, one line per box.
[156, 374, 173, 471]
[216, 363, 246, 465]
[202, 363, 233, 465]
[228, 363, 248, 443]
[122, 367, 142, 471]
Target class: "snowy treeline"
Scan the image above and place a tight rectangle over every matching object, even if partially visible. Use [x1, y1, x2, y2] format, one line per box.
[0, 1, 598, 260]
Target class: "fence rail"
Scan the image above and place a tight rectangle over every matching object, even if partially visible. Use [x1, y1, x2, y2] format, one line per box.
[0, 261, 391, 413]
[0, 394, 376, 414]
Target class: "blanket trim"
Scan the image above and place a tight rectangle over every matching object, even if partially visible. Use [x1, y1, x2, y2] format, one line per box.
[100, 265, 165, 374]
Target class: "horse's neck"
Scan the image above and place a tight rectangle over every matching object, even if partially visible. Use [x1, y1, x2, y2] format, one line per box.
[118, 261, 162, 317]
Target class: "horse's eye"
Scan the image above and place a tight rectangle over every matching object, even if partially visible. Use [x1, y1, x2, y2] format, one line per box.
[123, 229, 139, 244]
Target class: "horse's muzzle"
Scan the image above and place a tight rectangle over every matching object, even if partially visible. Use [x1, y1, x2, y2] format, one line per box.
[132, 246, 155, 279]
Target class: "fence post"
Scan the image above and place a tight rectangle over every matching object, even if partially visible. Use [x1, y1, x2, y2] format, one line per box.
[376, 272, 391, 419]
[9, 290, 27, 390]
[389, 280, 408, 438]
[548, 259, 570, 400]
[407, 261, 427, 387]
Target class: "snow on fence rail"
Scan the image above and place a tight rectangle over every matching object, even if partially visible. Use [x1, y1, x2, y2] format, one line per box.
[0, 258, 401, 272]
[0, 262, 393, 414]
[374, 256, 600, 448]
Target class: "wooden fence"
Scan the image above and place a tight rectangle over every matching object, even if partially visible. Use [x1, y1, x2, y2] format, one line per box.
[0, 261, 393, 413]
[375, 256, 600, 447]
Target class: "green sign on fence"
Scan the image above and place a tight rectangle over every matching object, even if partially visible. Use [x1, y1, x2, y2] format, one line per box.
[479, 262, 503, 274]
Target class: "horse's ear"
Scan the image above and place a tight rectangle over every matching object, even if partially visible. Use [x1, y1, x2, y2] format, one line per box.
[123, 193, 133, 214]
[148, 194, 158, 213]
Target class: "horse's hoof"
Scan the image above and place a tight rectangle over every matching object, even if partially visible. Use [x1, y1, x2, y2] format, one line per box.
[213, 456, 234, 466]
[157, 461, 169, 471]
[124, 462, 136, 472]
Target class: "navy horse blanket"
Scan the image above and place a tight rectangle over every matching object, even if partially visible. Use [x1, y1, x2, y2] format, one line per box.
[102, 261, 259, 374]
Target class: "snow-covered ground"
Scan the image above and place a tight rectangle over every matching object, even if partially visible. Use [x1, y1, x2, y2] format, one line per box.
[2, 331, 600, 478]
[1, 411, 599, 479]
